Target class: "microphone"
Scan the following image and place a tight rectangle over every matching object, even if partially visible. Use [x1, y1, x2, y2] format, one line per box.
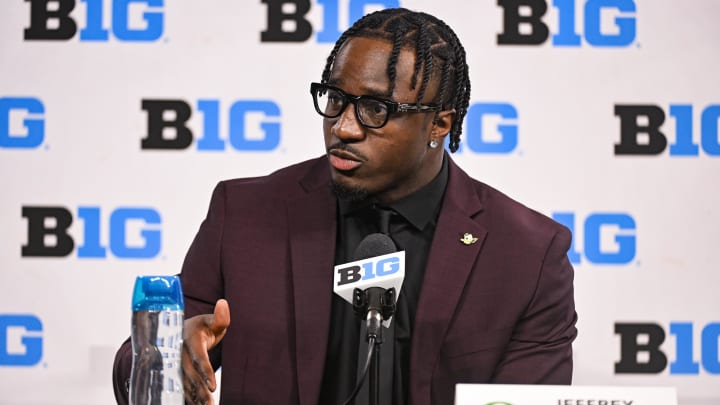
[335, 233, 404, 405]
[333, 233, 405, 328]
[354, 233, 397, 260]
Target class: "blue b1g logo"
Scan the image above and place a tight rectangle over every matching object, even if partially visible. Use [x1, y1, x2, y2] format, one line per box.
[22, 206, 162, 259]
[0, 97, 45, 149]
[497, 0, 637, 47]
[261, 0, 399, 43]
[552, 212, 636, 265]
[616, 322, 720, 375]
[140, 99, 281, 152]
[336, 254, 402, 286]
[24, 0, 164, 42]
[0, 315, 43, 367]
[615, 104, 720, 156]
[454, 102, 518, 154]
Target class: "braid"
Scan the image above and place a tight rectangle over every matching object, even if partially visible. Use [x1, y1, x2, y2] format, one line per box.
[386, 29, 406, 97]
[438, 62, 452, 110]
[414, 24, 434, 107]
[410, 25, 424, 90]
[427, 16, 470, 152]
[321, 8, 471, 152]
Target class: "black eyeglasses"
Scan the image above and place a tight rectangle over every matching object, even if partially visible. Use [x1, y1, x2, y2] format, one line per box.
[310, 82, 441, 129]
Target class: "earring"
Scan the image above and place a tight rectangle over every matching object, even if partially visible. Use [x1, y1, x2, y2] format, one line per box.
[429, 140, 439, 149]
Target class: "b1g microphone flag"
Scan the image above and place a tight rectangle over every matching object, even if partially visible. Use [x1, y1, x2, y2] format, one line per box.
[333, 233, 405, 322]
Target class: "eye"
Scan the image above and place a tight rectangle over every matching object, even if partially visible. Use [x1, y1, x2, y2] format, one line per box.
[364, 100, 388, 117]
[327, 92, 343, 106]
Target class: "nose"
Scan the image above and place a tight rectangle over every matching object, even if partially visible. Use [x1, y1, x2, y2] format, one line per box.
[332, 103, 365, 142]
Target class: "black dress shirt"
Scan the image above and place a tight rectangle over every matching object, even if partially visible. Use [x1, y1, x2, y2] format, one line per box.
[319, 157, 448, 405]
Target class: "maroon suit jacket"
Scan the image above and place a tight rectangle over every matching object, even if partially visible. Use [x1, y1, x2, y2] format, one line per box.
[113, 155, 577, 405]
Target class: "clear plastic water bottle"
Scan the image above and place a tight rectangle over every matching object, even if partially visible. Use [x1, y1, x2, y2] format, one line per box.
[129, 275, 184, 405]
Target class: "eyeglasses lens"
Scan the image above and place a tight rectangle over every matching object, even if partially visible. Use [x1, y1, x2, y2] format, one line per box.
[357, 99, 388, 128]
[313, 84, 389, 128]
[315, 87, 344, 117]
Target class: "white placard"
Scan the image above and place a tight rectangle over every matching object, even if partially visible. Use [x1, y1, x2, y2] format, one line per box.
[455, 384, 677, 405]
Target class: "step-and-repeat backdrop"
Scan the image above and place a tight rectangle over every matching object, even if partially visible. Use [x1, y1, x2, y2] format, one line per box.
[1, 1, 718, 404]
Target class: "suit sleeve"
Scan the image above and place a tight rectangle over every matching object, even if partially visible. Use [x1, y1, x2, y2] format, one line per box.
[179, 181, 227, 367]
[111, 182, 228, 405]
[491, 226, 578, 383]
[112, 337, 132, 405]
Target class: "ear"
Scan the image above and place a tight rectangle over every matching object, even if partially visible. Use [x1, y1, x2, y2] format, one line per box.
[429, 109, 456, 143]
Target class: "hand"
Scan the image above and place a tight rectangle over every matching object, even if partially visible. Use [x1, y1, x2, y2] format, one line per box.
[182, 299, 230, 405]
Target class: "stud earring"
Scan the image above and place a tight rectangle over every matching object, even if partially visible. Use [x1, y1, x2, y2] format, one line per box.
[429, 140, 439, 149]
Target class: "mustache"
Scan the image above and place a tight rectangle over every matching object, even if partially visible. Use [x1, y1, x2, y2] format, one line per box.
[326, 142, 369, 161]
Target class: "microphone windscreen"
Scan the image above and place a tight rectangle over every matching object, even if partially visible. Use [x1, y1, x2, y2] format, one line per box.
[353, 233, 397, 261]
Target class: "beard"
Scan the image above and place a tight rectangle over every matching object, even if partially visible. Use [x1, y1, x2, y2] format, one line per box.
[330, 180, 369, 202]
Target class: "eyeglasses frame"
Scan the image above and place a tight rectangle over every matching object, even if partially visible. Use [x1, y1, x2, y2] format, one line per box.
[310, 82, 442, 129]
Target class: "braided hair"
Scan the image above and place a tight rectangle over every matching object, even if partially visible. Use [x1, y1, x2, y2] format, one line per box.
[320, 8, 471, 152]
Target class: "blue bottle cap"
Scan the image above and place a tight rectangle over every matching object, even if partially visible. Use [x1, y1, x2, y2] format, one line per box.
[131, 275, 184, 311]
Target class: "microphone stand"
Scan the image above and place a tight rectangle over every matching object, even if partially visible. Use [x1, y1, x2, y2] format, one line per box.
[353, 287, 396, 405]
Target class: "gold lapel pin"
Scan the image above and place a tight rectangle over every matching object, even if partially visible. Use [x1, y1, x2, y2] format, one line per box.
[460, 233, 478, 245]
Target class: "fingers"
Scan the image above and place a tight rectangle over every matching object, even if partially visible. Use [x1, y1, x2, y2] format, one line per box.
[182, 337, 215, 405]
[182, 299, 231, 404]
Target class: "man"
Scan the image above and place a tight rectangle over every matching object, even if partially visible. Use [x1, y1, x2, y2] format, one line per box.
[113, 8, 577, 405]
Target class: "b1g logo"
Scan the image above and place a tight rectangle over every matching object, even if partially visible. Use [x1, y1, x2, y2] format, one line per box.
[140, 99, 281, 151]
[336, 253, 402, 286]
[614, 104, 720, 156]
[552, 212, 636, 265]
[0, 314, 43, 367]
[333, 251, 405, 304]
[497, 0, 637, 47]
[261, 0, 398, 43]
[455, 102, 518, 154]
[0, 97, 45, 149]
[615, 322, 720, 375]
[24, 0, 164, 42]
[22, 206, 161, 259]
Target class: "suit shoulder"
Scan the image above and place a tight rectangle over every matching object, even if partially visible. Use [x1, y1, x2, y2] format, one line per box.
[199, 157, 327, 217]
[216, 157, 325, 197]
[470, 178, 571, 245]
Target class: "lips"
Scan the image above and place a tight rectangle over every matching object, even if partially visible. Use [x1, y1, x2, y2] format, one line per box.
[328, 149, 364, 172]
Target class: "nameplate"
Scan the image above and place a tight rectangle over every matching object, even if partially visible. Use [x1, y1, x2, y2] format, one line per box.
[455, 384, 677, 405]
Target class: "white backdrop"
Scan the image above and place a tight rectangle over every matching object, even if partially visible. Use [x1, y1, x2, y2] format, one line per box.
[1, 1, 718, 404]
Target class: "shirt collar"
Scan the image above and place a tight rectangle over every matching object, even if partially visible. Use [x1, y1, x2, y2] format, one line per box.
[338, 154, 449, 231]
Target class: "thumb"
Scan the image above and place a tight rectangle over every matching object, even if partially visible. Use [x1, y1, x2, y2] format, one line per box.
[209, 299, 230, 338]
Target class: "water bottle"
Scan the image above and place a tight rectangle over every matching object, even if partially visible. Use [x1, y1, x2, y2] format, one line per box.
[129, 275, 185, 405]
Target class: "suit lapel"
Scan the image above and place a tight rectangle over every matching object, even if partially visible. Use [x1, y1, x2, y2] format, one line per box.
[410, 159, 487, 390]
[286, 159, 337, 405]
[284, 156, 487, 402]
